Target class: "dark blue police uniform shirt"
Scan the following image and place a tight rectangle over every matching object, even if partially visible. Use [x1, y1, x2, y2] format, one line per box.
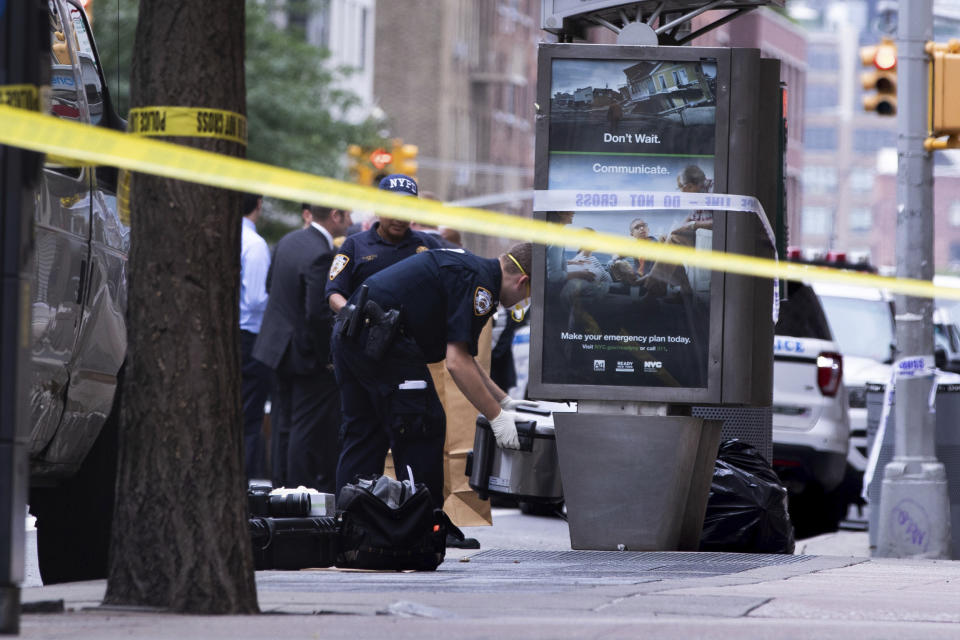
[357, 249, 502, 363]
[326, 223, 441, 302]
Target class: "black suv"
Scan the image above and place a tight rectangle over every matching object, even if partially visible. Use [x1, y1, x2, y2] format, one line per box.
[25, 0, 129, 584]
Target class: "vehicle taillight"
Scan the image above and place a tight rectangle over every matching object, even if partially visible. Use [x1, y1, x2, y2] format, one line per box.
[817, 351, 843, 397]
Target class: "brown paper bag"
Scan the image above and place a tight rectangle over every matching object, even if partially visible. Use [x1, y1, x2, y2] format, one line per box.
[431, 321, 494, 526]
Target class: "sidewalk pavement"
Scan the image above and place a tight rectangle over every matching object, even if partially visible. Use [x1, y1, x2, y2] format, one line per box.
[17, 510, 960, 639]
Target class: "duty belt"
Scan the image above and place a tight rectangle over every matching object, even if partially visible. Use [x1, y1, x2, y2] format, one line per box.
[338, 284, 401, 361]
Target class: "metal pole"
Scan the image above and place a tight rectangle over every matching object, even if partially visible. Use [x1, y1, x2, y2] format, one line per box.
[1, 1, 46, 632]
[875, 0, 952, 559]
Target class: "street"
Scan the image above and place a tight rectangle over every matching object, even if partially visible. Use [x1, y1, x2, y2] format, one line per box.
[20, 506, 960, 639]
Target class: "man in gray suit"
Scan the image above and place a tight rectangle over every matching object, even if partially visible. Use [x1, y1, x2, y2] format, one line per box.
[254, 204, 352, 491]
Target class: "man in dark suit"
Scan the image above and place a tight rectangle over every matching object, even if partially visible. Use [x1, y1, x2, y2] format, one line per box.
[254, 204, 352, 492]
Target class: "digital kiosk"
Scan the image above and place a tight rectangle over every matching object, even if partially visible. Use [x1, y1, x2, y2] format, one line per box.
[530, 44, 781, 550]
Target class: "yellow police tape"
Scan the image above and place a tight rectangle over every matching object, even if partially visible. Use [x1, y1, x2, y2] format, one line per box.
[0, 84, 88, 167]
[128, 106, 247, 146]
[1, 104, 958, 302]
[0, 84, 40, 110]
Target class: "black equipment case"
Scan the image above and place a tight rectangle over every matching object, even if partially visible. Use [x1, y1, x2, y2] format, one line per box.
[249, 516, 339, 570]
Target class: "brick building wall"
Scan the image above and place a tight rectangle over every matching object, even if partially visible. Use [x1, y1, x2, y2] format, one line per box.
[374, 0, 542, 257]
[692, 8, 807, 249]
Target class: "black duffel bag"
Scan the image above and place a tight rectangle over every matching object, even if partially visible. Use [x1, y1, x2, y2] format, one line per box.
[335, 475, 462, 571]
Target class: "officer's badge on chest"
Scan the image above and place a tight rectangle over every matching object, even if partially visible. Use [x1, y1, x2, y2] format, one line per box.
[473, 286, 493, 316]
[329, 253, 350, 280]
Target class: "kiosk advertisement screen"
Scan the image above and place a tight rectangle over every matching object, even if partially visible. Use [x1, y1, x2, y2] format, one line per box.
[542, 57, 717, 389]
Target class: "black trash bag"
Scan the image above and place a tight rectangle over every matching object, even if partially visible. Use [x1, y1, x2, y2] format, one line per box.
[699, 439, 795, 554]
[336, 475, 462, 571]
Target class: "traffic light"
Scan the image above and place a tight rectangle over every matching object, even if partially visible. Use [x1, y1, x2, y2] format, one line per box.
[390, 140, 418, 177]
[860, 37, 897, 116]
[346, 144, 374, 186]
[927, 39, 960, 143]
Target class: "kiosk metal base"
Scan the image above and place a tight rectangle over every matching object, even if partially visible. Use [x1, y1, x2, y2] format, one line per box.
[553, 413, 721, 551]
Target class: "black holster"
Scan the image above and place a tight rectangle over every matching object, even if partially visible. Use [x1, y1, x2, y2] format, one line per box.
[337, 284, 401, 361]
[361, 300, 400, 361]
[338, 284, 369, 340]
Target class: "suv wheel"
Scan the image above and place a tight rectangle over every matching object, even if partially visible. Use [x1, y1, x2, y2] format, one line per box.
[30, 390, 119, 584]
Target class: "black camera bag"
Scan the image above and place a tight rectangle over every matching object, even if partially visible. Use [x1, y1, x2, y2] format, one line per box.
[335, 476, 462, 571]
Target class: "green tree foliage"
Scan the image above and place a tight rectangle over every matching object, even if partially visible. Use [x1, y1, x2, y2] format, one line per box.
[93, 0, 385, 176]
[245, 0, 385, 176]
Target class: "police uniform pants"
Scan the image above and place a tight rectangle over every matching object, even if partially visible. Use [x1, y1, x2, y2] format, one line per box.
[332, 325, 446, 508]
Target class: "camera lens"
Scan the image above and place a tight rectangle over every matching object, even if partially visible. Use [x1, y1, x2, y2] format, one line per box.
[268, 492, 311, 517]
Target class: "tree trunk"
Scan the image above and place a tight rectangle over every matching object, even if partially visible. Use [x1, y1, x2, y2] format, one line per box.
[104, 0, 257, 613]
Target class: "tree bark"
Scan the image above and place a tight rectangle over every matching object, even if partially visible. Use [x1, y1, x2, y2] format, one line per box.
[104, 0, 258, 613]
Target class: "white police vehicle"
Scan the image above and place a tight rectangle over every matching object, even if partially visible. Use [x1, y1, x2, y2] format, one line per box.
[771, 281, 850, 536]
[812, 282, 894, 488]
[933, 307, 960, 373]
[933, 276, 960, 373]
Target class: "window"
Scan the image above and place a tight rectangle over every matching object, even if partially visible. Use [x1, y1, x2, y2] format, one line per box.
[308, 4, 330, 49]
[72, 14, 105, 126]
[849, 168, 874, 192]
[802, 206, 834, 236]
[502, 84, 515, 113]
[358, 7, 368, 69]
[849, 207, 873, 232]
[49, 10, 83, 123]
[805, 84, 838, 111]
[808, 47, 839, 71]
[949, 202, 960, 227]
[287, 0, 309, 36]
[658, 75, 667, 90]
[804, 127, 838, 151]
[803, 165, 837, 194]
[819, 295, 895, 363]
[775, 282, 833, 340]
[853, 128, 897, 153]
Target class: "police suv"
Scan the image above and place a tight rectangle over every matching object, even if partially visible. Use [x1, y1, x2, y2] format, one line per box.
[25, 0, 129, 584]
[812, 282, 893, 494]
[771, 281, 850, 536]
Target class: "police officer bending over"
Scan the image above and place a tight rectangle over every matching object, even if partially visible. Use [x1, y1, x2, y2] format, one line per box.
[332, 242, 534, 507]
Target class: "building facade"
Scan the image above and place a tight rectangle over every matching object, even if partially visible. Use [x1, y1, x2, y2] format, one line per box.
[373, 0, 542, 255]
[794, 2, 896, 265]
[789, 0, 960, 271]
[273, 0, 378, 121]
[691, 7, 807, 252]
[875, 149, 960, 272]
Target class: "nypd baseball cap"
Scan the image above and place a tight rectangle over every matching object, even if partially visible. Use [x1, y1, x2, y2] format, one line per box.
[378, 174, 418, 197]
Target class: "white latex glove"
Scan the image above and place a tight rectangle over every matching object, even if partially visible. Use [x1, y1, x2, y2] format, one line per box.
[489, 410, 520, 450]
[499, 395, 542, 412]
